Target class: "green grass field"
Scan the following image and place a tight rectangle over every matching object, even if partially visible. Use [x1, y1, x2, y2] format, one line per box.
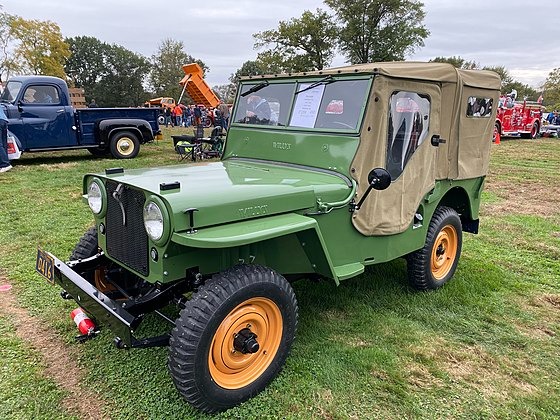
[0, 132, 558, 419]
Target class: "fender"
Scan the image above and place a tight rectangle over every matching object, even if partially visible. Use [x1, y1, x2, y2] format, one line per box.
[172, 212, 339, 282]
[7, 130, 22, 160]
[98, 119, 154, 144]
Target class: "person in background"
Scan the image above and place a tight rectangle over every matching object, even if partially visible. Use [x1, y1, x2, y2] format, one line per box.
[0, 107, 12, 173]
[218, 100, 230, 130]
[88, 99, 99, 108]
[193, 105, 202, 126]
[164, 106, 172, 127]
[246, 95, 271, 124]
[184, 105, 192, 127]
[173, 105, 183, 127]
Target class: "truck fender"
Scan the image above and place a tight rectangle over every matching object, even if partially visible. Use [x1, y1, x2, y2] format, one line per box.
[98, 119, 154, 145]
[171, 213, 339, 283]
[7, 131, 22, 160]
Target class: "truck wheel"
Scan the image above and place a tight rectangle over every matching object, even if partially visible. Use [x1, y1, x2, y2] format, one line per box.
[69, 227, 115, 293]
[530, 122, 539, 139]
[407, 206, 462, 290]
[109, 131, 140, 159]
[158, 115, 165, 125]
[168, 265, 298, 413]
[70, 226, 99, 260]
[492, 122, 500, 142]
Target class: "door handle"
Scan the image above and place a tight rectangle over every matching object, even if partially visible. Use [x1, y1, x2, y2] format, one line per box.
[56, 109, 65, 113]
[431, 135, 447, 147]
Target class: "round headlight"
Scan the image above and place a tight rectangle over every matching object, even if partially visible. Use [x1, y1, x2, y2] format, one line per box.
[87, 181, 103, 214]
[144, 201, 164, 241]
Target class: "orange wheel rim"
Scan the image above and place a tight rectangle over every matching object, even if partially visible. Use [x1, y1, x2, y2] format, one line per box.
[431, 225, 458, 280]
[208, 297, 283, 389]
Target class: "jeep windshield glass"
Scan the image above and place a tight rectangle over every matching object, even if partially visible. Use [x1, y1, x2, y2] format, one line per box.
[234, 83, 295, 126]
[234, 78, 370, 131]
[0, 81, 22, 103]
[290, 79, 369, 130]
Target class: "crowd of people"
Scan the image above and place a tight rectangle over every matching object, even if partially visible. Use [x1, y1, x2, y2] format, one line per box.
[162, 101, 230, 130]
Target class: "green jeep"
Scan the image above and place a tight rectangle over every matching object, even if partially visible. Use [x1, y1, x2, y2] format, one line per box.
[37, 62, 500, 413]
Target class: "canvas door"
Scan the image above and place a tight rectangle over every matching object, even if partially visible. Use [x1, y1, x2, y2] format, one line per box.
[352, 80, 442, 236]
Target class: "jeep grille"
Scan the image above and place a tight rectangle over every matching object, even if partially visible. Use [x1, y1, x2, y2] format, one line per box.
[105, 180, 149, 276]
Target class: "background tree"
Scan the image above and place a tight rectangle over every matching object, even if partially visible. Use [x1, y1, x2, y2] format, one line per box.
[253, 9, 337, 73]
[430, 56, 479, 70]
[482, 65, 538, 100]
[0, 8, 17, 82]
[9, 16, 69, 78]
[65, 36, 150, 106]
[65, 36, 111, 96]
[325, 0, 429, 64]
[543, 68, 560, 110]
[149, 38, 207, 103]
[94, 44, 150, 107]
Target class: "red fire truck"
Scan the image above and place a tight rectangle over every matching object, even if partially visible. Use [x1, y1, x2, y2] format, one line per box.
[494, 95, 543, 140]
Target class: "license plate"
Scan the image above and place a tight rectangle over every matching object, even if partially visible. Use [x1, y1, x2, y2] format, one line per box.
[36, 248, 55, 284]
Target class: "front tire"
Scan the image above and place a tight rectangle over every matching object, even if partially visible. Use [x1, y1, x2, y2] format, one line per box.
[407, 206, 462, 290]
[168, 265, 298, 413]
[70, 226, 99, 261]
[109, 131, 140, 159]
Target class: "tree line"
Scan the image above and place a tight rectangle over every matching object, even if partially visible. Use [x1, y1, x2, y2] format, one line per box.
[2, 2, 560, 110]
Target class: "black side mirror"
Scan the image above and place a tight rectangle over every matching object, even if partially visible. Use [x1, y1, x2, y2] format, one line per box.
[367, 168, 391, 191]
[17, 101, 23, 113]
[351, 168, 392, 211]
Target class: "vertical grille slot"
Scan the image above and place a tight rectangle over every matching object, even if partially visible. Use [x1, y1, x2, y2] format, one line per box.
[105, 180, 149, 276]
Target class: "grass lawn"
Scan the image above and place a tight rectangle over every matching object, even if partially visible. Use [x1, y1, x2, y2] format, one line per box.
[0, 132, 559, 419]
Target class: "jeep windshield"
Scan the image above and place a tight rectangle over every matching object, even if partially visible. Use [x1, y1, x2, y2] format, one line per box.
[0, 81, 22, 103]
[233, 77, 371, 131]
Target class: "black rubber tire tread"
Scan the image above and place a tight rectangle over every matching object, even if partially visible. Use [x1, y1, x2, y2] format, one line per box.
[69, 226, 99, 260]
[109, 130, 140, 159]
[168, 264, 298, 413]
[407, 206, 462, 291]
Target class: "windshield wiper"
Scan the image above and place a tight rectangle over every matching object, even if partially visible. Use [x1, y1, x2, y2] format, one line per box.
[240, 81, 269, 97]
[295, 75, 335, 95]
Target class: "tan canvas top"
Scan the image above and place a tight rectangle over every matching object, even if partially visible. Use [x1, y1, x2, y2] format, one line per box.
[241, 61, 502, 91]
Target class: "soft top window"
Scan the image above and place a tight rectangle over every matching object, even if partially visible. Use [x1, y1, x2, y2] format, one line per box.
[386, 91, 431, 180]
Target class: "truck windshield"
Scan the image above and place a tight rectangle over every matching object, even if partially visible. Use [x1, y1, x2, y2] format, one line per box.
[233, 78, 370, 131]
[0, 81, 22, 103]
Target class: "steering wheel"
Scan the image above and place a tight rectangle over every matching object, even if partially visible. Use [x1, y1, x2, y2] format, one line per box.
[331, 121, 354, 129]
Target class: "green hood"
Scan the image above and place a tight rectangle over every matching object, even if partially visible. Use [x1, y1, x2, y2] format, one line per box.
[93, 159, 352, 232]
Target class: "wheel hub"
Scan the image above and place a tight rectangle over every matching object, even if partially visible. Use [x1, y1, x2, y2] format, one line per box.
[233, 328, 259, 354]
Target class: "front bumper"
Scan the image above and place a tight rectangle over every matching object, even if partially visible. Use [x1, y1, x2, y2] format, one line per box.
[49, 252, 140, 347]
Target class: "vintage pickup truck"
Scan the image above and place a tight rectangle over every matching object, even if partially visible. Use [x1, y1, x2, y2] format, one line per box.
[37, 62, 500, 413]
[1, 76, 161, 159]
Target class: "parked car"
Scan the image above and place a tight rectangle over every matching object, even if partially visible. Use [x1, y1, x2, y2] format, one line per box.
[2, 76, 161, 160]
[36, 62, 500, 413]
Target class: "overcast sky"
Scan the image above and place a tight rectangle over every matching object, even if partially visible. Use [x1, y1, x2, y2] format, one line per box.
[5, 0, 555, 89]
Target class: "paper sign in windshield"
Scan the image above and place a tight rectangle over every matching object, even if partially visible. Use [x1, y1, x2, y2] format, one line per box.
[289, 84, 325, 128]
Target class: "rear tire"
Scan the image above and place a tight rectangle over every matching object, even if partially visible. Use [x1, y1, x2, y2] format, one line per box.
[407, 206, 462, 290]
[168, 265, 298, 413]
[109, 131, 140, 159]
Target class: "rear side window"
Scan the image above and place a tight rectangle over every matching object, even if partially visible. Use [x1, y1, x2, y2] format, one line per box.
[466, 96, 493, 117]
[22, 85, 60, 105]
[386, 91, 430, 180]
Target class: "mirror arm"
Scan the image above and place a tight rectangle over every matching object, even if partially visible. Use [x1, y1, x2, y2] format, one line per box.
[350, 184, 374, 212]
